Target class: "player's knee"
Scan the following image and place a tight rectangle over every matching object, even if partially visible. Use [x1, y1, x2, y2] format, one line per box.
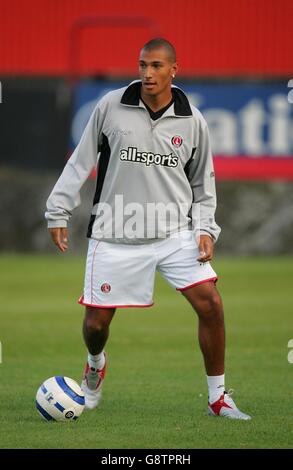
[85, 307, 113, 332]
[85, 317, 106, 333]
[197, 292, 223, 321]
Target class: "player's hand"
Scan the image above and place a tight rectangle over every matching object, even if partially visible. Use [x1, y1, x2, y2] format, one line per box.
[49, 227, 69, 252]
[197, 234, 214, 262]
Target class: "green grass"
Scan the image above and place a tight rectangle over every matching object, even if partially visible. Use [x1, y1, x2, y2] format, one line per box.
[0, 254, 292, 449]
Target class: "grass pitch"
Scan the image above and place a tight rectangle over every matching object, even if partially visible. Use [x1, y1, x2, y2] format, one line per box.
[0, 254, 292, 449]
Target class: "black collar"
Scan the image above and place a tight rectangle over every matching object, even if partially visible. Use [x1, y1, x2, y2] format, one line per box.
[121, 81, 192, 117]
[141, 95, 174, 121]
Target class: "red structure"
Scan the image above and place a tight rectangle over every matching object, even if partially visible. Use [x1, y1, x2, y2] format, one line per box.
[0, 0, 292, 77]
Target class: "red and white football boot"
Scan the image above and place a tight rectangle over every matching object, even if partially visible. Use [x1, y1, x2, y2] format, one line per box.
[208, 390, 251, 420]
[81, 352, 107, 410]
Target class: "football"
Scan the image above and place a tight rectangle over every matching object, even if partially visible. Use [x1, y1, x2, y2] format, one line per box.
[36, 376, 85, 422]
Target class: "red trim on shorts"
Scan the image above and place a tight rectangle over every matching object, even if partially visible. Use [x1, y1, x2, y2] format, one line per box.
[176, 276, 218, 292]
[78, 295, 154, 309]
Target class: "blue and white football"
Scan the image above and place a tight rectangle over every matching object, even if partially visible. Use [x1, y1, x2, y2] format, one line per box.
[36, 376, 85, 422]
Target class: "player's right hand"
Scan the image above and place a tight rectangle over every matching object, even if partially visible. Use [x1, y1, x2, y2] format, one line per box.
[49, 227, 69, 252]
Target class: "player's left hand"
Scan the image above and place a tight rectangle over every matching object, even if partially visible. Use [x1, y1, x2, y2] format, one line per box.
[197, 234, 214, 262]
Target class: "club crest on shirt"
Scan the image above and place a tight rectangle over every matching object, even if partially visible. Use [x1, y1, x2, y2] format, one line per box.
[171, 135, 183, 148]
[101, 283, 111, 293]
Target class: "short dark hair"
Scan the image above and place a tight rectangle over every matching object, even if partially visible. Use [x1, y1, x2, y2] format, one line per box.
[141, 38, 176, 63]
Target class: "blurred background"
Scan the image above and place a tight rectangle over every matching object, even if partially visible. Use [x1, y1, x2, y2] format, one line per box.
[0, 0, 293, 254]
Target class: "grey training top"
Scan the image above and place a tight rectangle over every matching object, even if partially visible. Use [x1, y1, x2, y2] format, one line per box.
[45, 80, 221, 244]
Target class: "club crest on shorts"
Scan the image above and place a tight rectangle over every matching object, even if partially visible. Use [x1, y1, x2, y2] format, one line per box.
[171, 135, 183, 148]
[101, 283, 111, 293]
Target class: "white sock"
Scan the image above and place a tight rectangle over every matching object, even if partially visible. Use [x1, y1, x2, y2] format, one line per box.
[88, 352, 105, 370]
[207, 374, 225, 404]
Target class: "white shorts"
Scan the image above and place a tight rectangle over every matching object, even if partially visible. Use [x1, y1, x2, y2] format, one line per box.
[78, 230, 218, 308]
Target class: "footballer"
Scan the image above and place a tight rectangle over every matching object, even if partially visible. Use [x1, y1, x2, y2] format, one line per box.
[46, 38, 251, 420]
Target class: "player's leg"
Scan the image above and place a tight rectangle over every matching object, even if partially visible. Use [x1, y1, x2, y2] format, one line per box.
[183, 282, 251, 419]
[83, 305, 116, 355]
[180, 279, 226, 405]
[78, 239, 156, 409]
[157, 231, 251, 420]
[181, 281, 225, 376]
[81, 306, 115, 410]
[181, 281, 250, 419]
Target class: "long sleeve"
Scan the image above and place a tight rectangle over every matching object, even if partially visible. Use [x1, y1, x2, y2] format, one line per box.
[186, 115, 221, 242]
[45, 103, 102, 228]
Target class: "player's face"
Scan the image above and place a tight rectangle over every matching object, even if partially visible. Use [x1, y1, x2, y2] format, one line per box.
[139, 48, 177, 97]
